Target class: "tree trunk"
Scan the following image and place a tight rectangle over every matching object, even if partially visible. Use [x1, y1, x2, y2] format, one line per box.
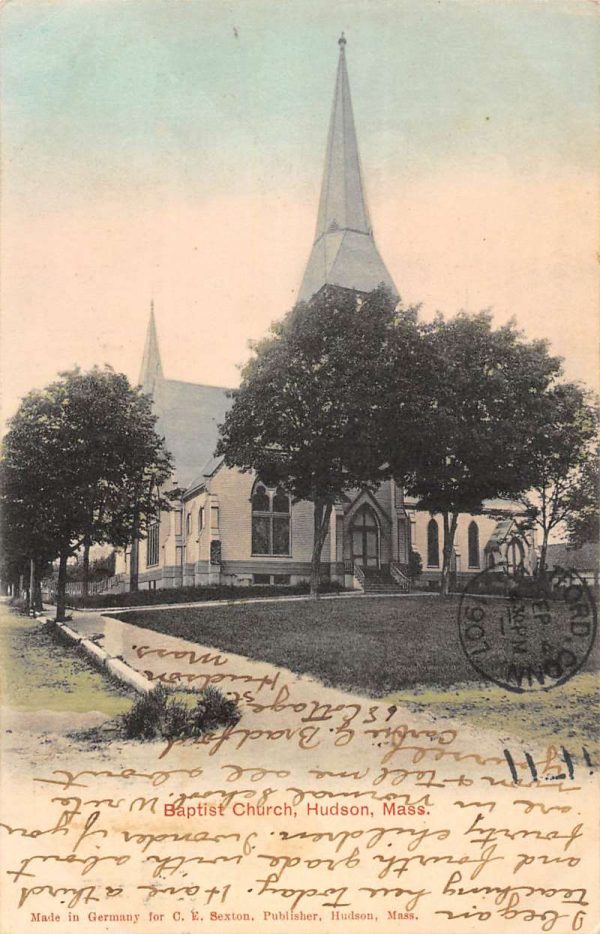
[56, 551, 68, 621]
[34, 578, 43, 611]
[440, 512, 459, 597]
[310, 498, 333, 599]
[538, 532, 549, 580]
[82, 540, 90, 601]
[536, 527, 552, 595]
[33, 559, 44, 610]
[28, 558, 35, 615]
[129, 513, 140, 593]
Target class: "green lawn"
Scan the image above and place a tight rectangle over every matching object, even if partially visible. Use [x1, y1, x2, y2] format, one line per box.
[389, 674, 600, 759]
[116, 593, 599, 695]
[116, 594, 600, 755]
[117, 595, 475, 695]
[0, 605, 134, 715]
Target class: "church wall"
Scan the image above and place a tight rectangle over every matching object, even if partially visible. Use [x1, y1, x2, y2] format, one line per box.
[211, 466, 328, 563]
[113, 478, 534, 595]
[116, 466, 336, 592]
[409, 509, 531, 585]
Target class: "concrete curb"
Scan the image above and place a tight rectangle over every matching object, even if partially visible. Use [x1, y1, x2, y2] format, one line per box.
[47, 618, 153, 695]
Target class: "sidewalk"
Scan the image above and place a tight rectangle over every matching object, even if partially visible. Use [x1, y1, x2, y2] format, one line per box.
[62, 606, 512, 767]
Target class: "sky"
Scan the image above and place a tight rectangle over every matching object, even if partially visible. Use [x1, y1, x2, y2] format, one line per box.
[1, 0, 599, 425]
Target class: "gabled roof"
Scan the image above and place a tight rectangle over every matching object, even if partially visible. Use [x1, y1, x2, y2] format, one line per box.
[484, 517, 515, 552]
[298, 36, 396, 302]
[183, 455, 225, 499]
[546, 543, 599, 572]
[152, 379, 231, 489]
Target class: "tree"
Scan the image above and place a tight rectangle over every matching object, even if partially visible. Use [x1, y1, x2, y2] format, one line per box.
[0, 496, 54, 608]
[0, 367, 176, 620]
[66, 551, 117, 582]
[384, 312, 564, 595]
[216, 285, 416, 596]
[565, 445, 600, 547]
[517, 386, 598, 572]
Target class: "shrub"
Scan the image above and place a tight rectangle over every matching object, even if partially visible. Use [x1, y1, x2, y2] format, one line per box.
[122, 684, 170, 740]
[188, 686, 241, 736]
[408, 549, 423, 581]
[67, 580, 348, 610]
[162, 699, 194, 740]
[122, 684, 241, 741]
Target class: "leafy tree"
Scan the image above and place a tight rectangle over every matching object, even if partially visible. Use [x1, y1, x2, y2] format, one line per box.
[66, 551, 117, 582]
[565, 445, 600, 547]
[0, 498, 53, 608]
[216, 286, 417, 596]
[384, 312, 564, 595]
[0, 367, 175, 619]
[517, 387, 598, 571]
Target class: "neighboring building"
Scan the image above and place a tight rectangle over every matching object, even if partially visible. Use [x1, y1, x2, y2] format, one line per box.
[545, 543, 600, 589]
[113, 36, 535, 594]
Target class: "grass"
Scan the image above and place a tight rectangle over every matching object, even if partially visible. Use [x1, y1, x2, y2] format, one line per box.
[116, 594, 600, 695]
[116, 594, 600, 755]
[0, 604, 134, 716]
[389, 674, 600, 759]
[116, 595, 474, 695]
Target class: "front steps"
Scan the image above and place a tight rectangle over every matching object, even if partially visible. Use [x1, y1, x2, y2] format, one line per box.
[360, 565, 409, 594]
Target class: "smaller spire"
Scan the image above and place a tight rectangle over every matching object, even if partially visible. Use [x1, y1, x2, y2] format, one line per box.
[338, 31, 346, 50]
[139, 301, 163, 394]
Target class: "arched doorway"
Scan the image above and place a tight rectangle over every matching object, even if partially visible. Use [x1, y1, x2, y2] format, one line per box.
[350, 504, 380, 569]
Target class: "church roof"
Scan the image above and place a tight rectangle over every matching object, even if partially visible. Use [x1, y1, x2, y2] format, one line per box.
[298, 35, 397, 302]
[151, 378, 232, 489]
[484, 517, 515, 552]
[139, 303, 164, 394]
[137, 307, 232, 488]
[184, 455, 225, 498]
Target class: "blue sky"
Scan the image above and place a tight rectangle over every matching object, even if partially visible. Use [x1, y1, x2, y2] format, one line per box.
[1, 0, 598, 419]
[4, 0, 597, 204]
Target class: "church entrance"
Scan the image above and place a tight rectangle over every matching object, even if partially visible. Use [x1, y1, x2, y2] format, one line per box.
[350, 504, 380, 569]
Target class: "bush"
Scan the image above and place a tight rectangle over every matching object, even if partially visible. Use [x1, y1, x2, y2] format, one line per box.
[188, 686, 241, 735]
[122, 685, 170, 740]
[67, 580, 348, 610]
[408, 549, 423, 582]
[122, 684, 241, 741]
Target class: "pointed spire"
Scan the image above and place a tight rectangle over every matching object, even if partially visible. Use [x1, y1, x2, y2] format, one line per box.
[139, 301, 163, 394]
[298, 35, 397, 302]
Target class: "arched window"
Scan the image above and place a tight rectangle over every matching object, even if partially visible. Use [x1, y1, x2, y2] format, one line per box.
[252, 484, 270, 512]
[146, 521, 160, 567]
[198, 506, 205, 533]
[468, 521, 480, 568]
[427, 518, 439, 567]
[251, 483, 290, 555]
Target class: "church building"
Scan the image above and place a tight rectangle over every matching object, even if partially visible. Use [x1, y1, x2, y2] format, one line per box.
[113, 36, 535, 595]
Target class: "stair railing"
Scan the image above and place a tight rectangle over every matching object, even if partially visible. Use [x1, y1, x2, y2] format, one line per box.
[353, 562, 365, 590]
[390, 562, 410, 592]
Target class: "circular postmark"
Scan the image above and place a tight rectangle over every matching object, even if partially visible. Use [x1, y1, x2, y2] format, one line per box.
[458, 566, 597, 693]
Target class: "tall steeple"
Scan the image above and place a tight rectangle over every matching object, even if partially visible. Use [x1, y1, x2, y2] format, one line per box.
[298, 34, 397, 302]
[139, 301, 164, 394]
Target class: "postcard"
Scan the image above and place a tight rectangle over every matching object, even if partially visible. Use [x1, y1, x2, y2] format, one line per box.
[1, 2, 598, 933]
